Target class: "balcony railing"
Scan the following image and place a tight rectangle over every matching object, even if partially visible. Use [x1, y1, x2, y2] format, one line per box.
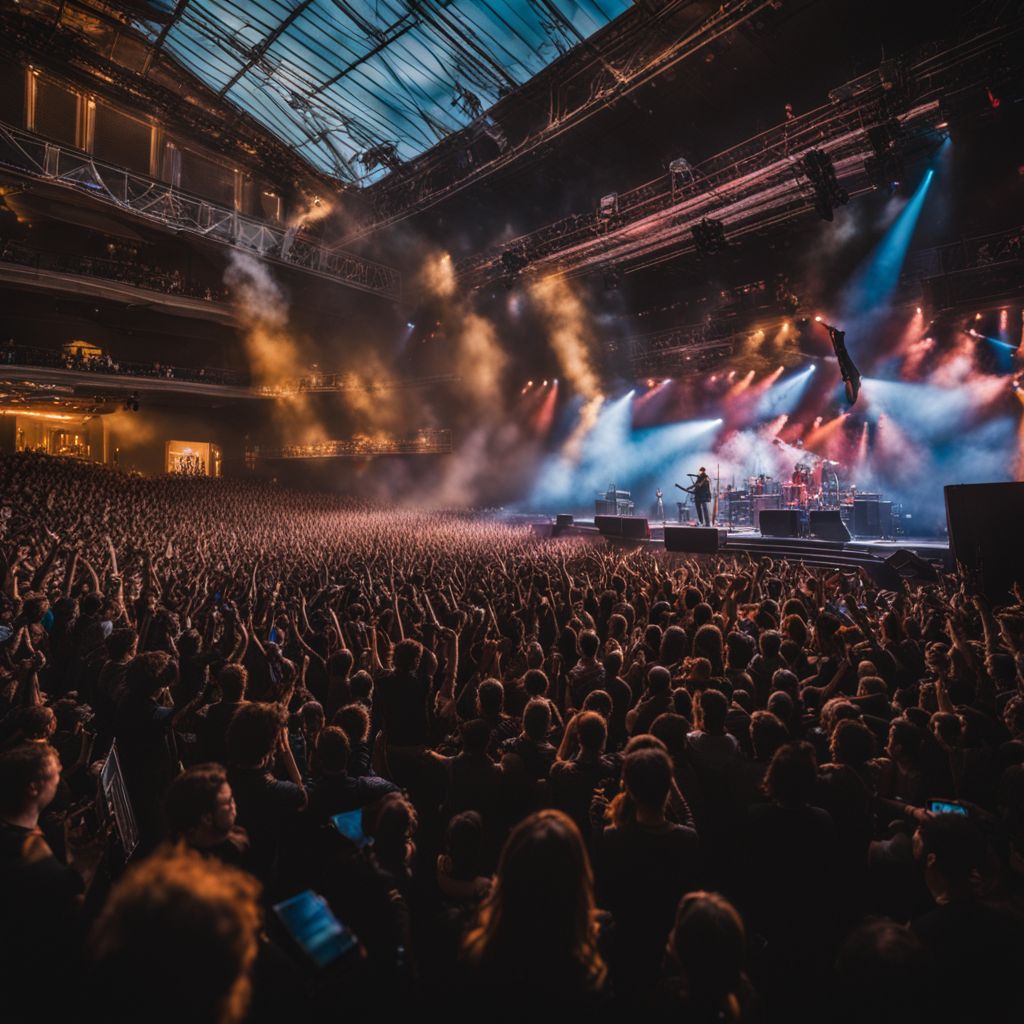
[251, 430, 454, 459]
[0, 120, 401, 299]
[0, 343, 250, 387]
[0, 238, 230, 303]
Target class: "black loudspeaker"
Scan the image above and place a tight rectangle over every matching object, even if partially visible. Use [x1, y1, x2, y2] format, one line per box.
[663, 526, 722, 554]
[853, 499, 892, 538]
[878, 501, 893, 538]
[759, 509, 801, 537]
[808, 509, 851, 542]
[944, 483, 1024, 602]
[853, 500, 875, 536]
[594, 515, 622, 537]
[884, 548, 939, 583]
[620, 517, 650, 540]
[752, 494, 781, 529]
[553, 514, 574, 536]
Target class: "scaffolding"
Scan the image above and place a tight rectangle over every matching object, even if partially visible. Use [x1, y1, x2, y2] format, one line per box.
[251, 429, 453, 459]
[455, 23, 1022, 288]
[0, 121, 402, 299]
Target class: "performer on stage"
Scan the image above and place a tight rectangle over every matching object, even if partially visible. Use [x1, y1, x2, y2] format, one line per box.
[693, 467, 712, 526]
[655, 487, 665, 521]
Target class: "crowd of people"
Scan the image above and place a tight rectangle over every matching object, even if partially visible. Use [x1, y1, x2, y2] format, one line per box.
[171, 453, 209, 477]
[1, 450, 1023, 1023]
[0, 237, 231, 302]
[1, 339, 248, 387]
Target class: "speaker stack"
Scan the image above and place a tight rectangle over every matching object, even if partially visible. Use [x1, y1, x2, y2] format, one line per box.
[944, 482, 1024, 602]
[853, 497, 893, 538]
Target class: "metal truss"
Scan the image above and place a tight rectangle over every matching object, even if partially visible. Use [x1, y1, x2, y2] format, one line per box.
[255, 373, 460, 397]
[3, 3, 328, 193]
[0, 121, 402, 299]
[456, 22, 1023, 288]
[250, 429, 453, 459]
[348, 0, 781, 239]
[903, 223, 1024, 282]
[623, 321, 741, 378]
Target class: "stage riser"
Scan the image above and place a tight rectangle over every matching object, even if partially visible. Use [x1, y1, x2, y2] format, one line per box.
[525, 520, 951, 573]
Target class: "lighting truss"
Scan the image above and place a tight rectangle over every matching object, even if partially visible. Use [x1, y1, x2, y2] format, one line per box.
[622, 321, 740, 378]
[350, 0, 782, 239]
[0, 121, 402, 299]
[250, 429, 453, 459]
[456, 23, 1022, 288]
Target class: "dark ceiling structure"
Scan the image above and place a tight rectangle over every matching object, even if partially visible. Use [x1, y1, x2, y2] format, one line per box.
[128, 0, 632, 184]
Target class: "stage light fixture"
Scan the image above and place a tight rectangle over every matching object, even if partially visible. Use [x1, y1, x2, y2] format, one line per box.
[802, 149, 848, 220]
[865, 121, 905, 190]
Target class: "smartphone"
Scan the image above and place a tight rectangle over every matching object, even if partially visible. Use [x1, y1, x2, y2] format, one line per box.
[928, 799, 968, 817]
[272, 891, 358, 969]
[330, 809, 368, 847]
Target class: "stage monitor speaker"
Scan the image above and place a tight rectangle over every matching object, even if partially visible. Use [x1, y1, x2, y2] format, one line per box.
[808, 509, 851, 542]
[553, 514, 574, 536]
[663, 526, 722, 554]
[530, 523, 554, 539]
[594, 515, 622, 537]
[884, 548, 939, 583]
[944, 482, 1024, 602]
[620, 517, 650, 540]
[759, 509, 801, 538]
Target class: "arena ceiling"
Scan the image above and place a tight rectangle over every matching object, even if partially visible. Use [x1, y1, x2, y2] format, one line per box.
[130, 0, 632, 184]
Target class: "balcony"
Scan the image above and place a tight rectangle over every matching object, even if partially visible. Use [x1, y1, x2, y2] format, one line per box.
[0, 119, 401, 299]
[0, 239, 237, 325]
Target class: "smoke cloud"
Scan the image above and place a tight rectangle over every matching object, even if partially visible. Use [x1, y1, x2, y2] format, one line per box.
[528, 275, 602, 400]
[225, 252, 326, 445]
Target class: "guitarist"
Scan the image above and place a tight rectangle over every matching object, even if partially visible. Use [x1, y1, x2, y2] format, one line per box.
[675, 469, 713, 526]
[692, 467, 713, 526]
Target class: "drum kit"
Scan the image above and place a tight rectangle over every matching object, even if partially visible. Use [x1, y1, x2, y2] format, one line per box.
[718, 459, 844, 528]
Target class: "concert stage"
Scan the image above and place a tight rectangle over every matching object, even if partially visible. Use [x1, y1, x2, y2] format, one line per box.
[518, 515, 952, 583]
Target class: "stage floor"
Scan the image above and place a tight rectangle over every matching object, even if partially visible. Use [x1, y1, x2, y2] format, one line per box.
[509, 513, 953, 573]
